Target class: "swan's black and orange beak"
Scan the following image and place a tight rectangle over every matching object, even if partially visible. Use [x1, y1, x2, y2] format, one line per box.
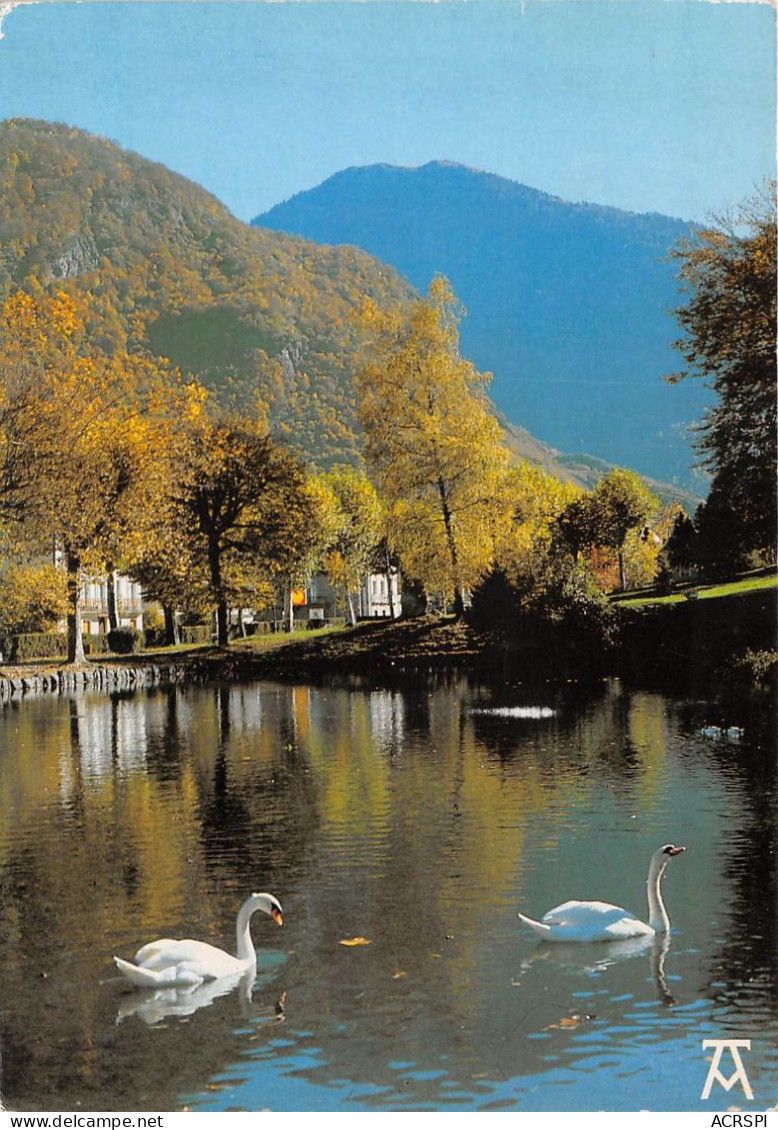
[667, 845, 686, 857]
[271, 907, 284, 927]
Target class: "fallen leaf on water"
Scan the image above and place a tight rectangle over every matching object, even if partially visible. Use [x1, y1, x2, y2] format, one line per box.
[339, 936, 372, 947]
[545, 1012, 595, 1031]
[393, 971, 407, 980]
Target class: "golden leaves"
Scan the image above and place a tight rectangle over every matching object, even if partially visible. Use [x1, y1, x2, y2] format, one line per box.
[339, 937, 372, 947]
[355, 279, 515, 601]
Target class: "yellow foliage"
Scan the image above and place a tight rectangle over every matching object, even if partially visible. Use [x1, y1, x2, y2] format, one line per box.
[356, 278, 515, 604]
[0, 562, 69, 635]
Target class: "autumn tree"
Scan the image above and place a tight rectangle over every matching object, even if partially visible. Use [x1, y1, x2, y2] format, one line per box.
[320, 465, 381, 625]
[589, 469, 659, 592]
[126, 485, 202, 647]
[555, 494, 598, 563]
[356, 277, 512, 616]
[470, 466, 617, 668]
[668, 184, 777, 556]
[0, 292, 163, 663]
[163, 404, 319, 646]
[0, 562, 69, 641]
[493, 462, 579, 580]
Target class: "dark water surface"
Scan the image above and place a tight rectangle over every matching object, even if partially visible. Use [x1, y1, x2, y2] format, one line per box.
[0, 675, 774, 1112]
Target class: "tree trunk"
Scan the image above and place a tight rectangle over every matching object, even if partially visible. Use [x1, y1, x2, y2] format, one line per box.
[207, 538, 229, 647]
[106, 566, 119, 632]
[215, 599, 229, 647]
[163, 604, 180, 647]
[381, 540, 397, 621]
[284, 578, 295, 633]
[345, 586, 357, 627]
[618, 550, 627, 592]
[65, 548, 86, 665]
[386, 578, 397, 620]
[438, 478, 464, 618]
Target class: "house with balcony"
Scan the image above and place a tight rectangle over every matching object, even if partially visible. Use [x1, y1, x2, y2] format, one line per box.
[80, 572, 145, 636]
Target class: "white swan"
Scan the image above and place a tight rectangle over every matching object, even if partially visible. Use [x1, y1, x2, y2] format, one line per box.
[517, 844, 685, 942]
[114, 892, 283, 988]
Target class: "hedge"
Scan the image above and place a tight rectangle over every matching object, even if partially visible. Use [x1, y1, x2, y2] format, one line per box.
[180, 624, 212, 645]
[8, 631, 125, 661]
[10, 632, 68, 661]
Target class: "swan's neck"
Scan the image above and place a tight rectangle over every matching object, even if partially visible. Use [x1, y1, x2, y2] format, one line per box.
[235, 901, 258, 965]
[646, 858, 670, 934]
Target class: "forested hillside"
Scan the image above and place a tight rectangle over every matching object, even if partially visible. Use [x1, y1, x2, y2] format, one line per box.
[0, 121, 701, 506]
[257, 161, 710, 489]
[0, 119, 415, 466]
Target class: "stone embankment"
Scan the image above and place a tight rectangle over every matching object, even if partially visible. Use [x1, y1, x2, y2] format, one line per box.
[0, 660, 202, 702]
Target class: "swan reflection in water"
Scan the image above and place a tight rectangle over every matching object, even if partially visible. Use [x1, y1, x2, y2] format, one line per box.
[115, 967, 287, 1026]
[515, 931, 679, 1007]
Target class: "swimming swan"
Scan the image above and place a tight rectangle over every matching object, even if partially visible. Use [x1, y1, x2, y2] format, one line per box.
[114, 892, 283, 988]
[517, 844, 685, 942]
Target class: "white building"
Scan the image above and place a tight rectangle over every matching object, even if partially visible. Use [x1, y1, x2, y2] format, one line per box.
[80, 571, 145, 635]
[360, 570, 402, 619]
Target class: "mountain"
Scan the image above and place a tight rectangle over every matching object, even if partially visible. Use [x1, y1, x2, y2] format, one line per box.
[0, 122, 700, 507]
[256, 161, 711, 491]
[0, 119, 416, 467]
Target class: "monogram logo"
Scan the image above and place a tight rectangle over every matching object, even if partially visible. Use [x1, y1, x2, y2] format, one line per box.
[701, 1040, 754, 1101]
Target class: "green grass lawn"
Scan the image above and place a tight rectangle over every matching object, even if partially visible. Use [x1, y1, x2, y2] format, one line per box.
[137, 622, 351, 661]
[230, 623, 351, 652]
[614, 571, 777, 609]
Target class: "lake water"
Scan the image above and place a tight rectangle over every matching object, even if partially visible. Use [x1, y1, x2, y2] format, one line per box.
[0, 674, 774, 1112]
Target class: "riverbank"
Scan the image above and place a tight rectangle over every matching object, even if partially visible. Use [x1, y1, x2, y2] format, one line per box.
[0, 580, 775, 701]
[615, 581, 776, 689]
[0, 656, 202, 700]
[0, 618, 486, 701]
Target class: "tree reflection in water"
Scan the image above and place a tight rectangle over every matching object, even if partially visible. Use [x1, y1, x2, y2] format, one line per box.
[0, 676, 773, 1112]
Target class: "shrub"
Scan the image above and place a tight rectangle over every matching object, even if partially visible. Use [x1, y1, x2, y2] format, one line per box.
[6, 630, 130, 662]
[469, 560, 617, 677]
[727, 648, 778, 688]
[83, 633, 111, 656]
[468, 568, 520, 636]
[107, 626, 142, 654]
[142, 605, 165, 646]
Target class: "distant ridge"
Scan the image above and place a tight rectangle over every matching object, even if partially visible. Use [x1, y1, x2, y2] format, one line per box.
[0, 123, 701, 505]
[256, 161, 710, 492]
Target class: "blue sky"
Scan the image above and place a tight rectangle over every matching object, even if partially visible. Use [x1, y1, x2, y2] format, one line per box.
[0, 0, 774, 223]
